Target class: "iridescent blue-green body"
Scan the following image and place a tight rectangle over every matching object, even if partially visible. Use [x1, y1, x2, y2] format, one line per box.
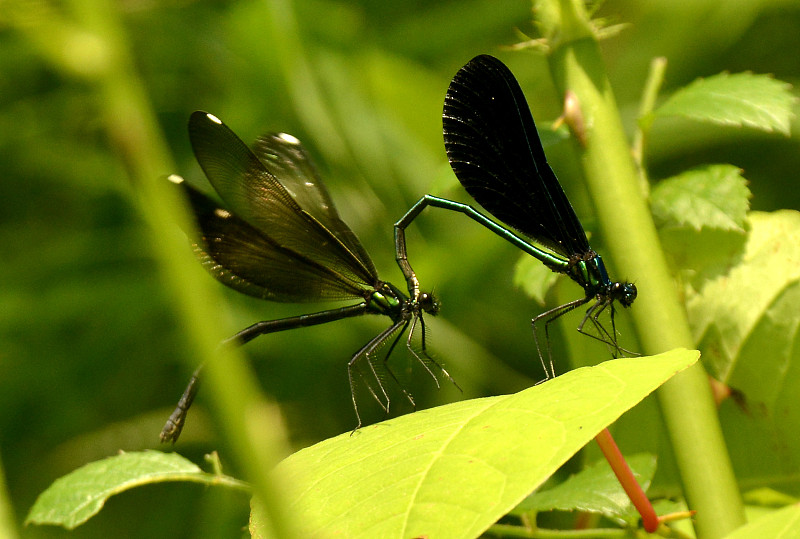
[395, 55, 637, 380]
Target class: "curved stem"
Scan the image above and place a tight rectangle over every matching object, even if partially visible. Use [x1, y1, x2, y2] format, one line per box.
[594, 428, 658, 533]
[632, 56, 668, 194]
[41, 1, 300, 537]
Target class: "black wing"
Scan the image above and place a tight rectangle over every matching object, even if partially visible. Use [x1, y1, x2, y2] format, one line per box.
[171, 176, 374, 302]
[249, 132, 376, 275]
[443, 55, 590, 257]
[182, 111, 379, 301]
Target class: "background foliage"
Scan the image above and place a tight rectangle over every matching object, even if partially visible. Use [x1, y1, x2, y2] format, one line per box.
[2, 0, 800, 537]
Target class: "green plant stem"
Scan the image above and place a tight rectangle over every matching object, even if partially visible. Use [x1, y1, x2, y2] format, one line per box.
[489, 522, 630, 538]
[27, 2, 299, 537]
[632, 56, 668, 193]
[155, 472, 251, 493]
[538, 1, 745, 537]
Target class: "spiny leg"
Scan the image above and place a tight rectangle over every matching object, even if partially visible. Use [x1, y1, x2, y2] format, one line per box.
[577, 300, 638, 358]
[605, 304, 638, 357]
[377, 318, 418, 409]
[405, 314, 440, 387]
[347, 352, 387, 433]
[349, 347, 390, 423]
[578, 299, 617, 352]
[347, 363, 366, 432]
[347, 319, 407, 430]
[533, 296, 590, 381]
[360, 349, 393, 411]
[406, 313, 462, 392]
[589, 300, 623, 357]
[601, 303, 639, 358]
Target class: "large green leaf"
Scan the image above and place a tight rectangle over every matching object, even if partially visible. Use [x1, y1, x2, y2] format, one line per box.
[726, 503, 800, 539]
[689, 211, 800, 405]
[689, 211, 800, 494]
[654, 72, 795, 135]
[273, 350, 697, 538]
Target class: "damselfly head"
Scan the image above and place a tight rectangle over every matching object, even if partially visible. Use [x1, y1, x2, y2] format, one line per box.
[418, 291, 440, 316]
[612, 282, 637, 308]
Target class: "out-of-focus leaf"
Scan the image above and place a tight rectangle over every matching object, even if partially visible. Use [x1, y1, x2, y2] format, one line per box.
[689, 211, 800, 405]
[743, 488, 799, 507]
[688, 211, 800, 494]
[654, 72, 795, 135]
[514, 254, 561, 304]
[26, 451, 245, 529]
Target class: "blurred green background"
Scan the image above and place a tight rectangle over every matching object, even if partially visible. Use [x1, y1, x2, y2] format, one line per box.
[2, 0, 799, 537]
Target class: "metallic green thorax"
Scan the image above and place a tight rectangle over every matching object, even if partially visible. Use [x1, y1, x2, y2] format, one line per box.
[366, 282, 407, 319]
[569, 253, 636, 307]
[365, 282, 439, 329]
[568, 251, 607, 296]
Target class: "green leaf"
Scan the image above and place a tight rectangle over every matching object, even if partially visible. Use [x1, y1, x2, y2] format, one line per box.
[26, 451, 246, 529]
[513, 254, 560, 304]
[689, 212, 800, 496]
[659, 226, 748, 292]
[654, 72, 795, 135]
[651, 165, 751, 232]
[725, 503, 800, 539]
[273, 350, 697, 538]
[513, 453, 657, 526]
[743, 488, 799, 507]
[689, 211, 800, 408]
[652, 165, 752, 288]
[249, 498, 270, 539]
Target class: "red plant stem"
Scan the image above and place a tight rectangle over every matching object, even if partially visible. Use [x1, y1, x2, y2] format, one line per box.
[594, 428, 659, 533]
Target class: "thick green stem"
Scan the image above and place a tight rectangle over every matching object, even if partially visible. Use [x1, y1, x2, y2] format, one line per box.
[538, 1, 745, 536]
[25, 1, 300, 537]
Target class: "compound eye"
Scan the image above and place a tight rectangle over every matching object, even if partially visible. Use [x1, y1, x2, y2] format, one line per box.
[418, 292, 440, 315]
[622, 283, 637, 307]
[609, 282, 637, 307]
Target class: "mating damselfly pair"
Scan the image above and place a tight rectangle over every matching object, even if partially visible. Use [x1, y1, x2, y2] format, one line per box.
[160, 55, 636, 443]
